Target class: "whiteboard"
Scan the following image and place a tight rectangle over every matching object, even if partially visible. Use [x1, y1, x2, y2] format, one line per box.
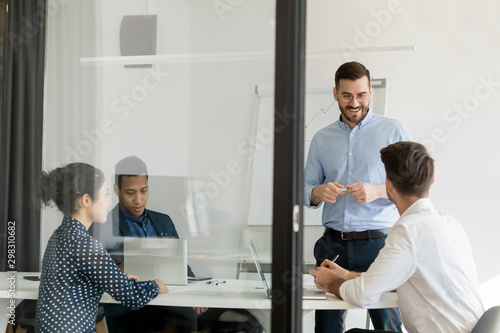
[247, 78, 387, 225]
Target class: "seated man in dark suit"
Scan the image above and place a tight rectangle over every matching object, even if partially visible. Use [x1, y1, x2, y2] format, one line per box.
[91, 156, 262, 333]
[91, 155, 199, 332]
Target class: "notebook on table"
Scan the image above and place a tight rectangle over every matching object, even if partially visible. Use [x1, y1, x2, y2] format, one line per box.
[248, 240, 327, 300]
[124, 237, 188, 285]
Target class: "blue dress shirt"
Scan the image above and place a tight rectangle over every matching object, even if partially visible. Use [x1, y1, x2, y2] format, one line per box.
[119, 206, 159, 237]
[304, 110, 412, 232]
[90, 204, 195, 277]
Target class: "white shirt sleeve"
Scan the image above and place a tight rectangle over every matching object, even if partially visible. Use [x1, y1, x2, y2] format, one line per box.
[339, 224, 417, 308]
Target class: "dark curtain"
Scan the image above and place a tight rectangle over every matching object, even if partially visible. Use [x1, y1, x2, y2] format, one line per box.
[0, 0, 46, 271]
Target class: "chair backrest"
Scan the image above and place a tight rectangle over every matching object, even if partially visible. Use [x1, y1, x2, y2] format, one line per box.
[471, 306, 500, 333]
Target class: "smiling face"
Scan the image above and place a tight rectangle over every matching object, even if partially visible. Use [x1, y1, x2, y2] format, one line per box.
[334, 76, 372, 129]
[115, 175, 149, 218]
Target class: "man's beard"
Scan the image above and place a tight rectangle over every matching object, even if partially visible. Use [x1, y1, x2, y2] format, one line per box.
[339, 104, 369, 124]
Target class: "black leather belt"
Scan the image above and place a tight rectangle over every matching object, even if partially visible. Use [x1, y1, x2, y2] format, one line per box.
[324, 227, 387, 241]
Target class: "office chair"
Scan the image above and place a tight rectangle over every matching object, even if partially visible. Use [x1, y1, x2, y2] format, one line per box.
[6, 301, 107, 333]
[471, 306, 500, 333]
[7, 300, 36, 333]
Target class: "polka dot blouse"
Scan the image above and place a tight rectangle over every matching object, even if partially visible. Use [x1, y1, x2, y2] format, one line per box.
[35, 216, 160, 333]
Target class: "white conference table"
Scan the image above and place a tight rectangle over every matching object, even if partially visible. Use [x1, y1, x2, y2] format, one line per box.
[0, 272, 399, 332]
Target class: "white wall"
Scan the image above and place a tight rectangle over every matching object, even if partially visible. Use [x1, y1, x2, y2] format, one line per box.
[42, 0, 500, 330]
[305, 0, 500, 284]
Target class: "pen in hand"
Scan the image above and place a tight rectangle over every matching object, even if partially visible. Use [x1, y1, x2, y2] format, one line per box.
[324, 255, 339, 269]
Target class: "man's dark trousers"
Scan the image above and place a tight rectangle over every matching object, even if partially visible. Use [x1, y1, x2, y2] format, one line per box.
[313, 229, 403, 333]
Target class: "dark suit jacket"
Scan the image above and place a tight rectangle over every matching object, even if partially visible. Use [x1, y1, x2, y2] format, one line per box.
[109, 204, 179, 238]
[90, 204, 194, 277]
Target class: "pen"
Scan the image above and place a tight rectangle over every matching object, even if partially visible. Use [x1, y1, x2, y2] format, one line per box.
[206, 280, 226, 285]
[331, 254, 339, 263]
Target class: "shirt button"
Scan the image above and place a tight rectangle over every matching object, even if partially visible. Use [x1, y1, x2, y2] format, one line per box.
[345, 210, 348, 214]
[349, 172, 352, 175]
[344, 226, 348, 230]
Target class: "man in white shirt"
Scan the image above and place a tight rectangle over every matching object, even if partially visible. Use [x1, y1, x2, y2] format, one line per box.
[310, 141, 484, 333]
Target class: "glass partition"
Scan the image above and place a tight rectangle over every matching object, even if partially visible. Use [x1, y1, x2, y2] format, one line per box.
[42, 1, 280, 330]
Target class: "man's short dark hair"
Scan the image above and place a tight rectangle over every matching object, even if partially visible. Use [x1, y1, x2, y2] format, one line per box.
[335, 61, 371, 88]
[115, 156, 148, 189]
[380, 141, 434, 197]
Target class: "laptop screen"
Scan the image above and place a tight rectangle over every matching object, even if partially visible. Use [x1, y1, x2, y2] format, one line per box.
[248, 240, 327, 300]
[124, 237, 188, 285]
[249, 240, 271, 298]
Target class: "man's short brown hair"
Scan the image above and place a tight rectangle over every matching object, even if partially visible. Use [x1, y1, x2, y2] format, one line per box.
[334, 61, 371, 88]
[380, 141, 434, 196]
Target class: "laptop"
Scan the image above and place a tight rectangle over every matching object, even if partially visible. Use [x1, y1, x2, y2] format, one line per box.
[248, 240, 327, 300]
[124, 237, 188, 285]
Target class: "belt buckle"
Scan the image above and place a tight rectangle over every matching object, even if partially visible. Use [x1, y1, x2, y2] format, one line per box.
[341, 231, 347, 240]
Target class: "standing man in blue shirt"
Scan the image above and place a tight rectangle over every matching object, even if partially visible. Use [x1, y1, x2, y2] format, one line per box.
[304, 62, 411, 332]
